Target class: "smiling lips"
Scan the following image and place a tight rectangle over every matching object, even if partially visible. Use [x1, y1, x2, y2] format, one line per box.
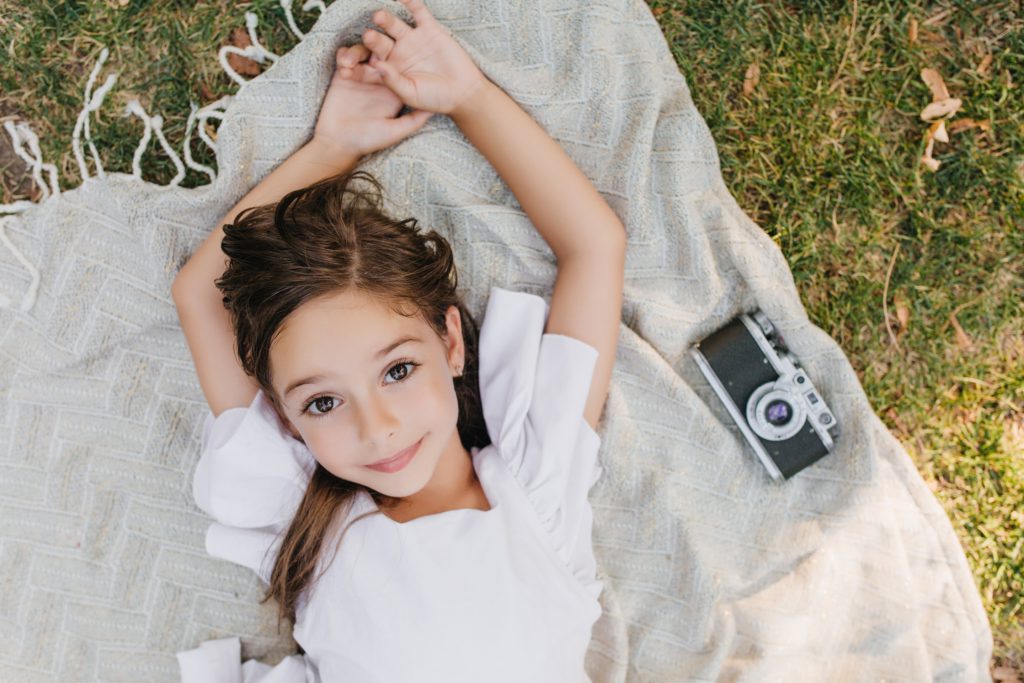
[366, 437, 423, 473]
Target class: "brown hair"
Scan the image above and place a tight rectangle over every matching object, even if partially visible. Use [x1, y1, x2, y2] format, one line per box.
[215, 169, 490, 632]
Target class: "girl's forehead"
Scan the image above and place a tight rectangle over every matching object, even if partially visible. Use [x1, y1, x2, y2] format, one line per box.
[272, 290, 431, 357]
[295, 289, 418, 326]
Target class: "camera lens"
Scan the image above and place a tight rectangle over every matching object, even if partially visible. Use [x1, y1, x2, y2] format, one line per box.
[765, 399, 792, 426]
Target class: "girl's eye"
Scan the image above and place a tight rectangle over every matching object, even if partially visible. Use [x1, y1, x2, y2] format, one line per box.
[304, 395, 337, 417]
[385, 360, 419, 384]
[301, 360, 421, 419]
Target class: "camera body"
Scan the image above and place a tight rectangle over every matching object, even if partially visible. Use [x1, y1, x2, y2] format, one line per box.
[689, 311, 839, 480]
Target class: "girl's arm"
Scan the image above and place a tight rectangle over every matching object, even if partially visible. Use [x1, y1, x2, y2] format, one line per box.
[366, 0, 626, 430]
[172, 142, 360, 418]
[450, 83, 626, 433]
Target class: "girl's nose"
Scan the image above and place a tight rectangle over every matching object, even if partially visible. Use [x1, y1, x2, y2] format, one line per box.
[357, 393, 400, 443]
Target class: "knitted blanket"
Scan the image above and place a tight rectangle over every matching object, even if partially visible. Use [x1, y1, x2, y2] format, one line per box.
[0, 0, 992, 680]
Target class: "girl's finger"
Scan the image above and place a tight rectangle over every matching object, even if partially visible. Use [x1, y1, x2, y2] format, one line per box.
[399, 0, 435, 26]
[350, 63, 383, 84]
[362, 28, 395, 61]
[385, 109, 433, 144]
[372, 57, 416, 105]
[340, 43, 370, 67]
[372, 9, 412, 41]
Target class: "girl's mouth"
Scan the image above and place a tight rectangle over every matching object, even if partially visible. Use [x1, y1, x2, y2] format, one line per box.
[366, 436, 423, 473]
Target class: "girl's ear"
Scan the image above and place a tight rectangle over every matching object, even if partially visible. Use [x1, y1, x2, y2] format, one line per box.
[443, 304, 464, 371]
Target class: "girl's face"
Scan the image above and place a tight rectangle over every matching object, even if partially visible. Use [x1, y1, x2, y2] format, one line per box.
[268, 288, 466, 500]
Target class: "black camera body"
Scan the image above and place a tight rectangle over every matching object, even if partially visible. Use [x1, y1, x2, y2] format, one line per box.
[689, 311, 839, 480]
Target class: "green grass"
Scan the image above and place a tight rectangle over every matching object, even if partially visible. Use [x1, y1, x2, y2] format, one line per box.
[1, 0, 1021, 673]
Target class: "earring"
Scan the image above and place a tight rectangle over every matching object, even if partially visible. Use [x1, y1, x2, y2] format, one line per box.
[454, 364, 463, 378]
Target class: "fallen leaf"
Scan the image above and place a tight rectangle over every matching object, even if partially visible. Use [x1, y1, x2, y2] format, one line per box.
[921, 135, 940, 171]
[229, 27, 251, 49]
[920, 97, 962, 121]
[930, 119, 949, 143]
[949, 313, 973, 350]
[977, 53, 992, 76]
[198, 81, 215, 103]
[743, 62, 760, 96]
[908, 17, 918, 46]
[920, 68, 950, 102]
[226, 27, 261, 77]
[204, 120, 218, 142]
[894, 292, 911, 337]
[948, 118, 991, 134]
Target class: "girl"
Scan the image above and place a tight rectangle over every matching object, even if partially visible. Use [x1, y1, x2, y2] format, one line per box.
[173, 0, 625, 680]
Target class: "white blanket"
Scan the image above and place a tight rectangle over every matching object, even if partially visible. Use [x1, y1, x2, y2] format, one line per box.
[0, 0, 992, 680]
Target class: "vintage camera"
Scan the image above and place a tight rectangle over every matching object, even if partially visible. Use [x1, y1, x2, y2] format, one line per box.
[689, 311, 840, 480]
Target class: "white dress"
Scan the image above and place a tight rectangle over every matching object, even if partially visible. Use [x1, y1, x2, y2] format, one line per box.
[176, 286, 605, 683]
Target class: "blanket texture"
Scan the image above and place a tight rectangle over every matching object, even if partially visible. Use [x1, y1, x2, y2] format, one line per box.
[0, 0, 993, 680]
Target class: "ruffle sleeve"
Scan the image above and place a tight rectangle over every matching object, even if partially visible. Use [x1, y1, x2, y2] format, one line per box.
[192, 389, 317, 585]
[177, 636, 317, 683]
[477, 286, 604, 580]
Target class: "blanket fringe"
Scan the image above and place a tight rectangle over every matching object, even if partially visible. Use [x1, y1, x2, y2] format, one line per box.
[0, 0, 325, 313]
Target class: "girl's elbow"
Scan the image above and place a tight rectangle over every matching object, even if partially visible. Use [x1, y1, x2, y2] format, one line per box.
[171, 270, 202, 307]
[605, 220, 627, 251]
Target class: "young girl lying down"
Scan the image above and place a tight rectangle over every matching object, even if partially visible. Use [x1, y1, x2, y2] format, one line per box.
[173, 0, 625, 679]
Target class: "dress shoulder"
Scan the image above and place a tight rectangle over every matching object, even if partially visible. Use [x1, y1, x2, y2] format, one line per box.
[477, 286, 604, 576]
[192, 389, 317, 584]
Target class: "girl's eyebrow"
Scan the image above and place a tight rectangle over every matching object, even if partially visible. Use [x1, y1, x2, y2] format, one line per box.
[283, 335, 423, 398]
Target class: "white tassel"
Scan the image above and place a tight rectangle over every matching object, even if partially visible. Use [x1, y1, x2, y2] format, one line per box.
[0, 0, 310, 313]
[281, 0, 327, 40]
[218, 12, 279, 88]
[182, 102, 218, 182]
[197, 111, 225, 153]
[218, 44, 270, 88]
[280, 0, 306, 40]
[122, 100, 186, 185]
[72, 47, 117, 182]
[83, 47, 107, 177]
[0, 200, 38, 213]
[192, 95, 233, 162]
[3, 121, 60, 201]
[152, 114, 187, 186]
[245, 11, 281, 63]
[123, 99, 154, 180]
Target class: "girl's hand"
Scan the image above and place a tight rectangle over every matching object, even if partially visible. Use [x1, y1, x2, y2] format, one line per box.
[312, 43, 434, 160]
[363, 0, 490, 116]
